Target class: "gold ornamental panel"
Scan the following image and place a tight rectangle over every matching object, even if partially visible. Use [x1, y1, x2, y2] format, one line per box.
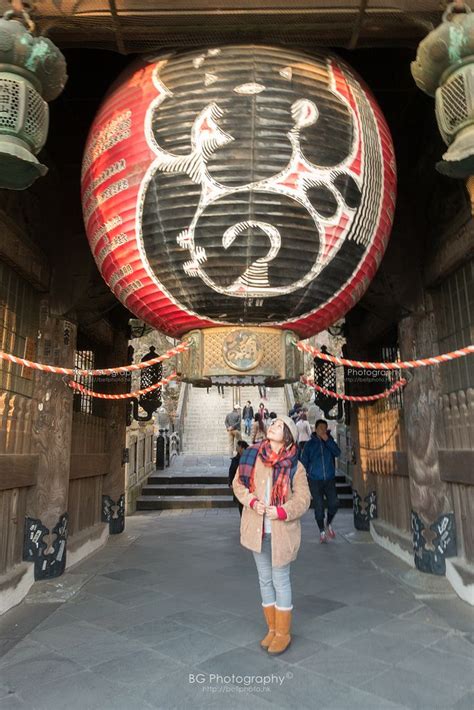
[178, 327, 302, 385]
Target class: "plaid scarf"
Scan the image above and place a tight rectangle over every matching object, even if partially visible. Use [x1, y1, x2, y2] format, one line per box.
[238, 440, 298, 506]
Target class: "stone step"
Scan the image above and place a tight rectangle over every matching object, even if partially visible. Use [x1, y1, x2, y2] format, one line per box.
[336, 487, 352, 497]
[137, 495, 236, 510]
[329, 493, 353, 508]
[148, 475, 229, 485]
[137, 493, 352, 510]
[141, 484, 232, 496]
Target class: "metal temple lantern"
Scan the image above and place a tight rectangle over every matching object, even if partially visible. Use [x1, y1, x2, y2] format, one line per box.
[412, 2, 474, 178]
[82, 45, 396, 383]
[0, 10, 67, 189]
[131, 346, 162, 421]
[313, 346, 343, 421]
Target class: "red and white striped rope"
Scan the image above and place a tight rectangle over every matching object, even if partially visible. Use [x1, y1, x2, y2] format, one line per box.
[0, 340, 191, 377]
[295, 341, 474, 370]
[68, 372, 178, 400]
[301, 375, 407, 402]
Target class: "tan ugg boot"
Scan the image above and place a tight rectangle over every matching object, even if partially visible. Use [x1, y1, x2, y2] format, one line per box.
[260, 604, 276, 649]
[267, 607, 292, 655]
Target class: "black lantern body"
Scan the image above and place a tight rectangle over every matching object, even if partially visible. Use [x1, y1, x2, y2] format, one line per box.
[131, 346, 163, 422]
[313, 346, 343, 421]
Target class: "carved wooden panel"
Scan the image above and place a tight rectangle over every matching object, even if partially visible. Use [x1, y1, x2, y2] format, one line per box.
[0, 487, 29, 574]
[0, 454, 38, 491]
[376, 474, 412, 533]
[0, 392, 35, 455]
[433, 261, 474, 396]
[357, 399, 409, 531]
[439, 389, 474, 451]
[0, 262, 39, 399]
[69, 454, 110, 480]
[439, 450, 474, 486]
[68, 477, 103, 537]
[71, 412, 107, 455]
[450, 483, 474, 563]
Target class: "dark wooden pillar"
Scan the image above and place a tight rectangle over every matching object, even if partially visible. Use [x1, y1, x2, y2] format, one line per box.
[24, 301, 76, 580]
[399, 295, 457, 575]
[101, 329, 129, 534]
[343, 341, 377, 531]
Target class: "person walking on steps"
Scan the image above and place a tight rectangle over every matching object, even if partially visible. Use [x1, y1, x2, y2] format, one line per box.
[232, 416, 311, 655]
[251, 412, 266, 444]
[258, 401, 269, 425]
[296, 411, 312, 458]
[228, 440, 249, 516]
[242, 401, 254, 436]
[301, 419, 341, 544]
[225, 405, 241, 456]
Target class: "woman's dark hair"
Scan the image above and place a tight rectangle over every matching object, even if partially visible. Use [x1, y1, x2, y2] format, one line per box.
[237, 440, 248, 449]
[269, 411, 277, 419]
[254, 413, 260, 421]
[282, 423, 295, 448]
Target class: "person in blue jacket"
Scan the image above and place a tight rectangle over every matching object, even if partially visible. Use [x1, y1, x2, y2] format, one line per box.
[301, 419, 341, 543]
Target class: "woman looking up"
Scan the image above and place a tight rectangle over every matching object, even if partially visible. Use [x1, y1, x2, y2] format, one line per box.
[232, 416, 311, 655]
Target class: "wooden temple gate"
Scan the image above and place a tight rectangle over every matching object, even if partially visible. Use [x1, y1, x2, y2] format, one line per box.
[0, 181, 129, 612]
[0, 0, 473, 615]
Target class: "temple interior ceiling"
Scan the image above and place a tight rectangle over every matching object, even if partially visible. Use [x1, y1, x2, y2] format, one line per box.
[0, 1, 457, 52]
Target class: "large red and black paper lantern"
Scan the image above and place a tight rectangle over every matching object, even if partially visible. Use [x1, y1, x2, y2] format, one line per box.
[81, 46, 396, 338]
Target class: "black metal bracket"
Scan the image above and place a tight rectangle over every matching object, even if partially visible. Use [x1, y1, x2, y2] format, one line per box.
[23, 513, 68, 580]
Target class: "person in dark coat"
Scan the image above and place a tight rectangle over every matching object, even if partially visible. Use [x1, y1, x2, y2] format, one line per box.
[228, 440, 249, 516]
[289, 402, 302, 421]
[301, 419, 341, 543]
[242, 401, 254, 435]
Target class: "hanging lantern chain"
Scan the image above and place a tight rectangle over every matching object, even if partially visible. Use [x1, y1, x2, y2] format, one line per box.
[5, 0, 35, 31]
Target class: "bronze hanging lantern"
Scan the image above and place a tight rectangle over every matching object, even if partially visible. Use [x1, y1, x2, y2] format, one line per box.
[313, 345, 343, 421]
[131, 346, 163, 422]
[0, 5, 67, 189]
[412, 2, 474, 178]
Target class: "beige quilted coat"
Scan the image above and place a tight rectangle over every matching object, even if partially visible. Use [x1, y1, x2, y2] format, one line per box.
[232, 455, 311, 567]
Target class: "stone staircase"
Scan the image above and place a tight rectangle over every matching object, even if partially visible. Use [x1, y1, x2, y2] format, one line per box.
[181, 385, 287, 455]
[333, 474, 353, 509]
[136, 386, 287, 511]
[136, 471, 233, 510]
[136, 385, 353, 511]
[136, 462, 353, 511]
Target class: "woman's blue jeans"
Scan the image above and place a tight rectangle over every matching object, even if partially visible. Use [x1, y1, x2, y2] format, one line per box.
[252, 533, 292, 609]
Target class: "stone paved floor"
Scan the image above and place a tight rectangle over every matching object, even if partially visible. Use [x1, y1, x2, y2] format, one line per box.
[1, 508, 473, 710]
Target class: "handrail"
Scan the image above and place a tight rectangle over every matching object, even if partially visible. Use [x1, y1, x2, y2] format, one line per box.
[284, 383, 295, 415]
[174, 381, 190, 453]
